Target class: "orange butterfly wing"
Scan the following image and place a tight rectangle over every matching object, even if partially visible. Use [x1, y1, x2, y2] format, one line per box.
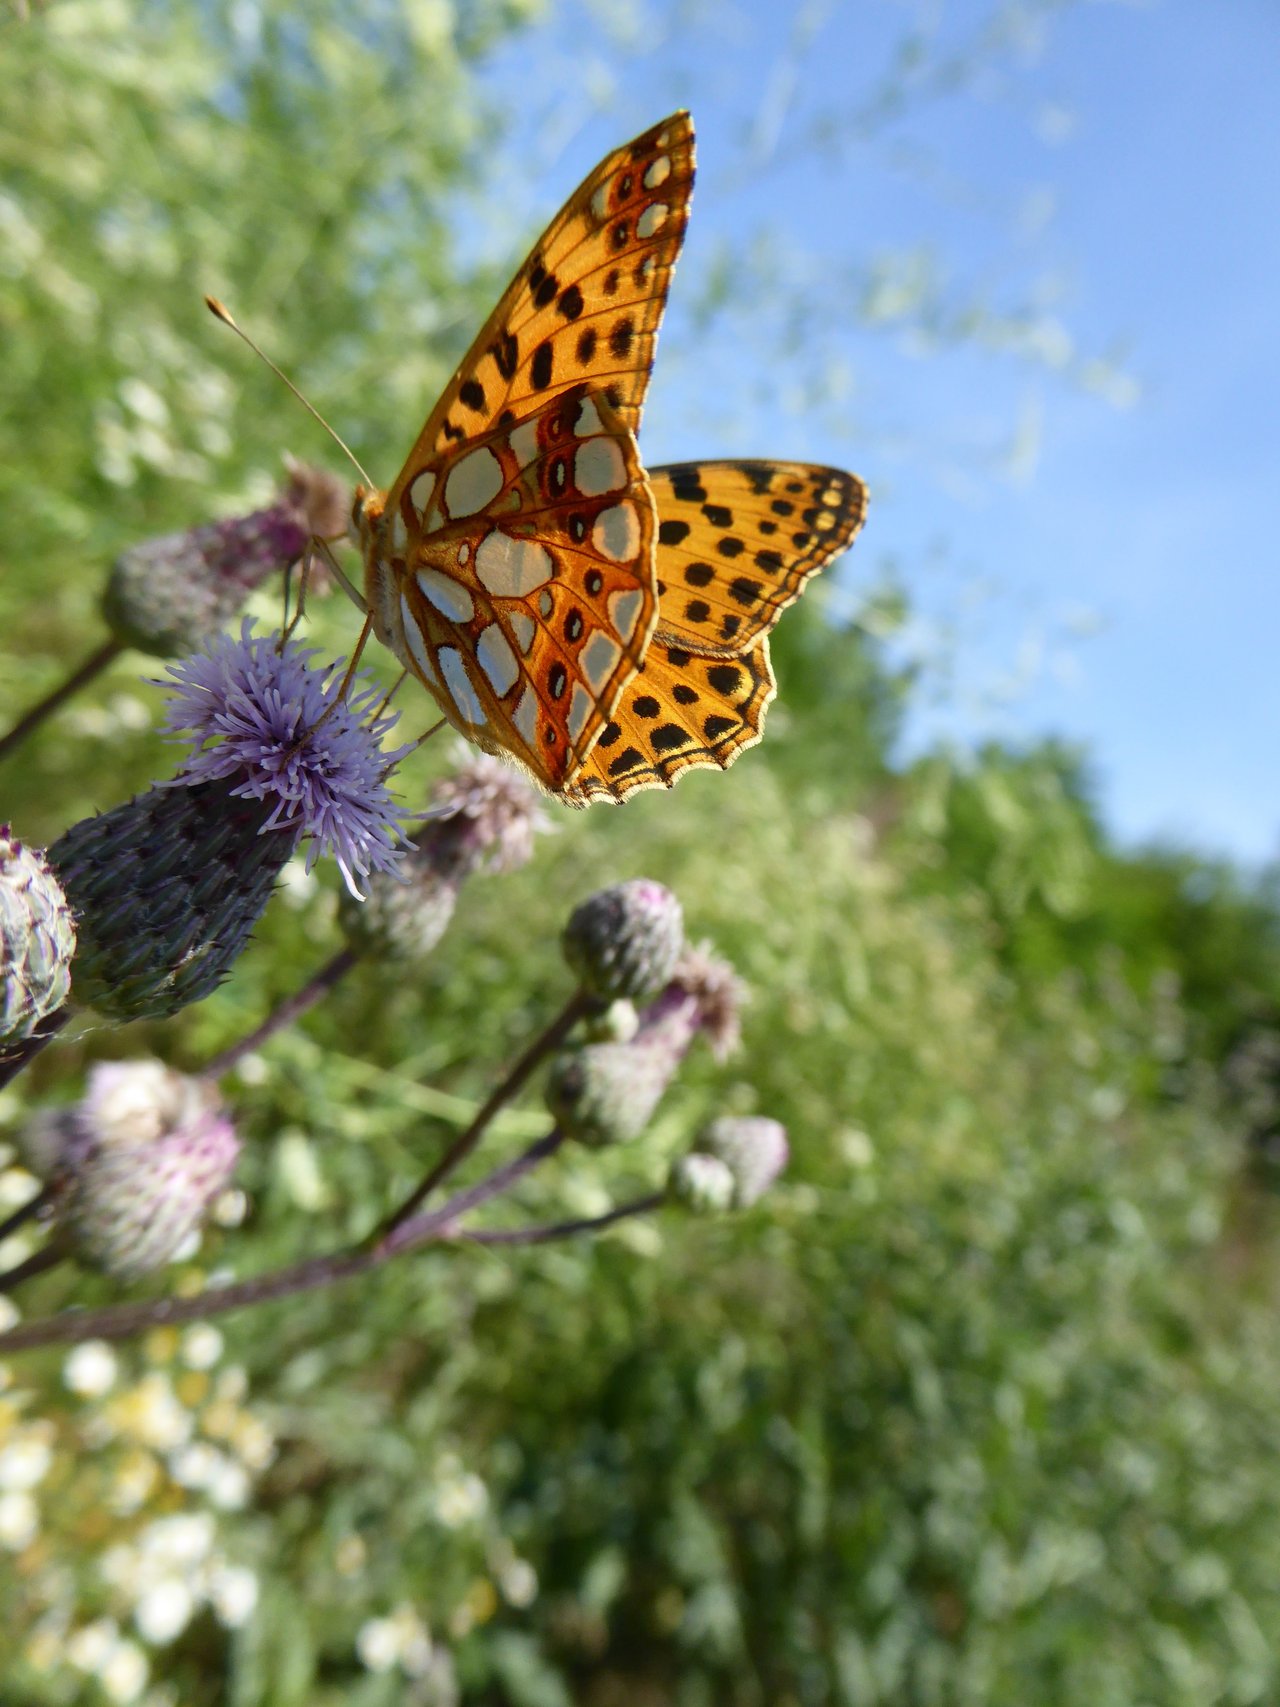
[365, 386, 658, 792]
[358, 113, 695, 791]
[391, 111, 694, 482]
[563, 636, 777, 805]
[647, 462, 868, 656]
[562, 460, 868, 803]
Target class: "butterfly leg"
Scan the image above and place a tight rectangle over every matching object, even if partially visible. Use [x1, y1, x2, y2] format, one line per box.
[278, 540, 320, 648]
[312, 536, 367, 614]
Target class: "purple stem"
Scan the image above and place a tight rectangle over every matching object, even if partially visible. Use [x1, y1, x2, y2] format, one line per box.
[374, 988, 592, 1240]
[457, 1190, 666, 1248]
[203, 946, 359, 1079]
[0, 1129, 565, 1353]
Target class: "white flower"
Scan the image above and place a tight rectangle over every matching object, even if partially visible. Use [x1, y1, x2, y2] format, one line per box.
[168, 1442, 222, 1490]
[228, 1411, 275, 1471]
[208, 1458, 250, 1510]
[134, 1579, 195, 1645]
[108, 1450, 160, 1516]
[0, 1432, 52, 1491]
[102, 1638, 150, 1702]
[434, 1471, 487, 1529]
[138, 1512, 216, 1571]
[64, 1340, 120, 1397]
[0, 1490, 38, 1550]
[356, 1616, 401, 1673]
[501, 1558, 538, 1608]
[209, 1564, 259, 1628]
[67, 1618, 121, 1671]
[179, 1317, 223, 1372]
[0, 1295, 19, 1333]
[105, 1372, 194, 1453]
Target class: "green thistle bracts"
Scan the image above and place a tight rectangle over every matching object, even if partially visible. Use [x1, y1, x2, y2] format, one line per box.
[49, 781, 297, 1022]
[0, 827, 77, 1047]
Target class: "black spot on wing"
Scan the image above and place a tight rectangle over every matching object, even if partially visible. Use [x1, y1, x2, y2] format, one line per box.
[609, 745, 645, 776]
[651, 723, 691, 754]
[531, 341, 554, 390]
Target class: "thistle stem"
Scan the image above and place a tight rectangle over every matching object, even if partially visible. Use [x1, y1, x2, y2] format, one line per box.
[0, 1184, 53, 1244]
[0, 1243, 66, 1293]
[375, 988, 592, 1240]
[203, 946, 359, 1079]
[457, 1191, 666, 1248]
[0, 1128, 566, 1351]
[0, 637, 123, 765]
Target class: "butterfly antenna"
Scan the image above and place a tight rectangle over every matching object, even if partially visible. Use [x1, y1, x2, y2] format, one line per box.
[205, 296, 375, 488]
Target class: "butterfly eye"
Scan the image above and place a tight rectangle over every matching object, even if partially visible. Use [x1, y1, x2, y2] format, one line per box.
[351, 489, 366, 529]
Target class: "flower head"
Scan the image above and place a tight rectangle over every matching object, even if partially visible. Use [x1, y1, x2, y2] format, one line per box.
[562, 879, 684, 1003]
[0, 827, 76, 1048]
[338, 753, 547, 961]
[668, 941, 746, 1061]
[102, 459, 350, 657]
[161, 622, 411, 897]
[24, 1061, 240, 1279]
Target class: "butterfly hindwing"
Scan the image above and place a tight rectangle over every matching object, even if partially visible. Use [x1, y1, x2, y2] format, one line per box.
[648, 461, 868, 656]
[373, 386, 658, 792]
[388, 111, 695, 497]
[563, 635, 776, 805]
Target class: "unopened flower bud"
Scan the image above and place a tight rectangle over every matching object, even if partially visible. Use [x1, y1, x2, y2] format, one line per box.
[669, 1150, 735, 1214]
[103, 460, 349, 656]
[563, 880, 684, 1003]
[49, 782, 296, 1022]
[340, 755, 545, 961]
[0, 828, 76, 1047]
[546, 1038, 673, 1148]
[28, 1061, 240, 1279]
[696, 1115, 789, 1207]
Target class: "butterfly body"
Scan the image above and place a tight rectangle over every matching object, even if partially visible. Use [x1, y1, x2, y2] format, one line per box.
[354, 111, 869, 803]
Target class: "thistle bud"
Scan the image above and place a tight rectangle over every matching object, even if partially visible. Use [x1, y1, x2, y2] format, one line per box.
[102, 460, 349, 656]
[339, 755, 545, 961]
[49, 782, 296, 1022]
[0, 828, 76, 1047]
[28, 1061, 240, 1279]
[695, 1115, 789, 1207]
[668, 1150, 735, 1214]
[562, 879, 684, 1003]
[546, 1038, 673, 1148]
[548, 945, 742, 1147]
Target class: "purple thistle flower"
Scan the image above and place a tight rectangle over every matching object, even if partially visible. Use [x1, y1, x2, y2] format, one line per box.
[161, 622, 412, 898]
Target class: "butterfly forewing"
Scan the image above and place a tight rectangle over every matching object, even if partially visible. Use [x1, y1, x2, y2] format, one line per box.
[389, 111, 695, 490]
[648, 461, 867, 656]
[369, 386, 658, 792]
[563, 636, 776, 805]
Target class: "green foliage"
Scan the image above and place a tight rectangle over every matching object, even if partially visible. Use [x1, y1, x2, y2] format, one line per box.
[2, 7, 1280, 1707]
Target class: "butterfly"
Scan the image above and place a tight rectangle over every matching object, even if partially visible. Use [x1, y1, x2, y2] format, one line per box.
[351, 112, 867, 803]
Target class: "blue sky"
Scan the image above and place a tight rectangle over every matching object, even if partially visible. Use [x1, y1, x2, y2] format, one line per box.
[479, 0, 1278, 865]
